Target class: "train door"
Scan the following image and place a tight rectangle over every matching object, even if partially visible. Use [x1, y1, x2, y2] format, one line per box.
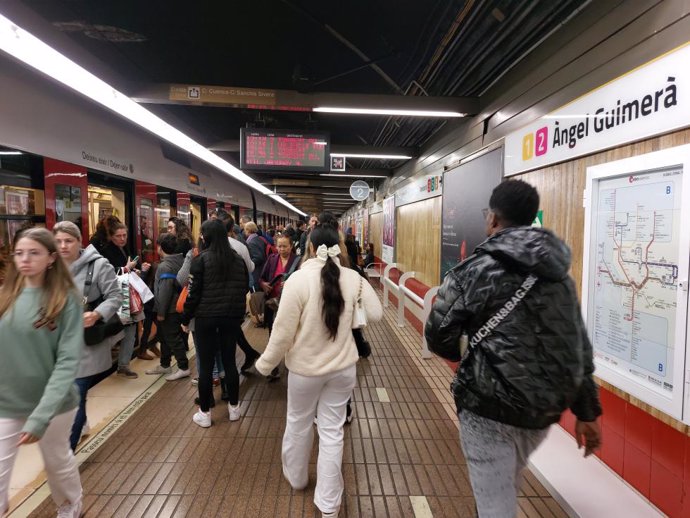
[87, 171, 134, 252]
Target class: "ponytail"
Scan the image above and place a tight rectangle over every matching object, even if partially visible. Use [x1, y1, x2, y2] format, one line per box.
[321, 256, 344, 340]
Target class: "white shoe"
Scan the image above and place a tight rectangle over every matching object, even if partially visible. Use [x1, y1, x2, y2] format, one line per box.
[145, 365, 172, 375]
[57, 498, 82, 518]
[228, 403, 241, 422]
[81, 420, 91, 437]
[192, 409, 211, 428]
[191, 377, 199, 385]
[165, 368, 190, 381]
[321, 510, 339, 518]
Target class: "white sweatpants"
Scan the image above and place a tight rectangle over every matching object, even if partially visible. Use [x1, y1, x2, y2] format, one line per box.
[282, 364, 356, 515]
[0, 409, 82, 515]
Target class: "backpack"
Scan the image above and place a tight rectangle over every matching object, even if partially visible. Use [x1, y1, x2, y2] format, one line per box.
[258, 236, 277, 257]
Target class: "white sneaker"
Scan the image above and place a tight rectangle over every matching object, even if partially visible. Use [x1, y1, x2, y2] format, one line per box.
[192, 409, 211, 428]
[165, 368, 191, 381]
[57, 498, 82, 518]
[321, 510, 339, 518]
[228, 403, 241, 422]
[81, 420, 91, 437]
[191, 377, 199, 385]
[145, 365, 172, 375]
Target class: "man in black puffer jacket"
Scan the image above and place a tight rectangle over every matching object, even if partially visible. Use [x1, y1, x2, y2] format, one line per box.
[425, 180, 601, 518]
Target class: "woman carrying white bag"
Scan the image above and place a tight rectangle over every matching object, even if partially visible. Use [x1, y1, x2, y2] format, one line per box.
[101, 222, 150, 379]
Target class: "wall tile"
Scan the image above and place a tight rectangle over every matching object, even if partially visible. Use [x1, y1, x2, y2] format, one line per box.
[650, 461, 683, 518]
[559, 409, 576, 438]
[625, 404, 653, 456]
[651, 419, 685, 478]
[600, 388, 625, 435]
[601, 426, 624, 476]
[623, 443, 651, 498]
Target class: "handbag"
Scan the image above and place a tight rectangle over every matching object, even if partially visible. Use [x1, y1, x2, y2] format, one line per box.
[129, 285, 143, 314]
[351, 276, 367, 329]
[82, 261, 124, 345]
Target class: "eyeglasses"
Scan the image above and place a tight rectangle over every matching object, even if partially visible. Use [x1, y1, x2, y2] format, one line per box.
[12, 250, 49, 260]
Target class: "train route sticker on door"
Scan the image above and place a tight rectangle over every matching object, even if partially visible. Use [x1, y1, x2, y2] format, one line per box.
[591, 166, 682, 396]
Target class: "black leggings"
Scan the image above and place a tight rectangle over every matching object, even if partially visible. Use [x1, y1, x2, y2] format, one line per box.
[194, 316, 241, 410]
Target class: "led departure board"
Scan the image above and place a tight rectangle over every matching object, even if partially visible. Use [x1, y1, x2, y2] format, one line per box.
[240, 128, 330, 172]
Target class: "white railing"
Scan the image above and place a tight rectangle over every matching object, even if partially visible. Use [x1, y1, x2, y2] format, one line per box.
[398, 272, 439, 359]
[364, 262, 384, 282]
[382, 263, 398, 308]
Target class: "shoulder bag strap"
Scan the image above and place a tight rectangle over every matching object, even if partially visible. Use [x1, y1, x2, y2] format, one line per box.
[461, 273, 538, 357]
[83, 260, 96, 303]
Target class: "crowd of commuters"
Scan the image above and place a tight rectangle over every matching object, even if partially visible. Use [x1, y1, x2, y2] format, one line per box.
[0, 182, 602, 518]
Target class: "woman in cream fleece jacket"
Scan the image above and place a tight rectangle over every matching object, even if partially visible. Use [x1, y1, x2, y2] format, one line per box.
[256, 224, 382, 518]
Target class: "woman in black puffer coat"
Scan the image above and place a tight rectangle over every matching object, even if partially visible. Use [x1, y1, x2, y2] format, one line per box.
[181, 219, 248, 428]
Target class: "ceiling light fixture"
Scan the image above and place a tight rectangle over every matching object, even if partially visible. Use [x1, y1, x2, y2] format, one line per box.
[0, 150, 22, 155]
[320, 174, 388, 179]
[0, 14, 306, 217]
[320, 192, 351, 195]
[330, 152, 412, 160]
[314, 107, 465, 118]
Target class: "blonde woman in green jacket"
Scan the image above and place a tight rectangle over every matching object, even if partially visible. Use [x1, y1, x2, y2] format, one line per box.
[0, 228, 83, 518]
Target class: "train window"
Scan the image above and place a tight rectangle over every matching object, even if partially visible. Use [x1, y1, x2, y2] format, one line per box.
[139, 198, 154, 261]
[0, 185, 46, 254]
[54, 184, 82, 225]
[189, 201, 202, 243]
[156, 192, 171, 235]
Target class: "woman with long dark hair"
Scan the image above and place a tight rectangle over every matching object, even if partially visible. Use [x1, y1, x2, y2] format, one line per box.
[181, 219, 248, 427]
[256, 224, 382, 518]
[0, 228, 83, 517]
[167, 216, 193, 256]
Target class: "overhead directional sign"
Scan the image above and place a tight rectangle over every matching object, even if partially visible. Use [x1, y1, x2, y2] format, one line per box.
[350, 180, 370, 201]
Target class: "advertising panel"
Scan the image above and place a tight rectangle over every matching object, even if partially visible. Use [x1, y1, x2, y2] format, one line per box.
[441, 149, 503, 279]
[382, 196, 395, 264]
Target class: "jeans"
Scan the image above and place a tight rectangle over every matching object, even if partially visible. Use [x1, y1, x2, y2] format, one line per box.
[136, 306, 157, 351]
[69, 368, 115, 451]
[458, 410, 549, 518]
[1, 410, 82, 513]
[118, 324, 137, 368]
[282, 364, 357, 515]
[159, 313, 189, 370]
[195, 317, 241, 411]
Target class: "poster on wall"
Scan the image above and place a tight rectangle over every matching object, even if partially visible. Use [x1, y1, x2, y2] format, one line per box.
[382, 196, 395, 263]
[582, 145, 690, 421]
[441, 148, 503, 279]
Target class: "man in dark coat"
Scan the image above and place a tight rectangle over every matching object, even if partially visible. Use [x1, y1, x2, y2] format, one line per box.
[425, 180, 602, 518]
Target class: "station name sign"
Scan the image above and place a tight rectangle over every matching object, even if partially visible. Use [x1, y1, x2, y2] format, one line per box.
[504, 44, 690, 176]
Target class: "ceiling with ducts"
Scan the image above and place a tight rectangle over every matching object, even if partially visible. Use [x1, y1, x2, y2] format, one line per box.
[10, 0, 589, 215]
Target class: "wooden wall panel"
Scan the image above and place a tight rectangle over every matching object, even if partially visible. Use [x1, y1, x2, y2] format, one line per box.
[395, 197, 442, 287]
[517, 127, 690, 431]
[368, 212, 383, 261]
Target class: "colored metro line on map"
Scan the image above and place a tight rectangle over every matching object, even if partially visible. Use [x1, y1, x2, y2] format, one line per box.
[591, 167, 681, 394]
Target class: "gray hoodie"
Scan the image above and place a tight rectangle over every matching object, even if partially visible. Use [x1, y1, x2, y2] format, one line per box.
[70, 245, 124, 378]
[154, 253, 185, 315]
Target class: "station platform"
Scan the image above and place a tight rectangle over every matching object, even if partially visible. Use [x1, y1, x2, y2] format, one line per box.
[10, 288, 636, 518]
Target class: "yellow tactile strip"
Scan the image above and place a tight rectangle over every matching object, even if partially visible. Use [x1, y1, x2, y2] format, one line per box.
[25, 288, 567, 518]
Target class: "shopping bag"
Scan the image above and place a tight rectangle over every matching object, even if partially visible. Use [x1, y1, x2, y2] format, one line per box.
[128, 271, 154, 303]
[129, 285, 143, 315]
[116, 272, 133, 324]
